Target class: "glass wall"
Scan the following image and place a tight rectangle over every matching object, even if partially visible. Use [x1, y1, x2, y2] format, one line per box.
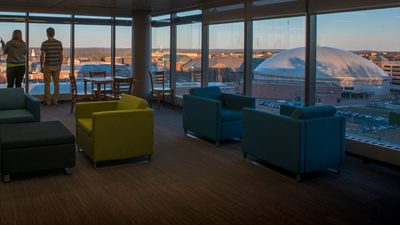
[29, 18, 71, 95]
[252, 17, 306, 112]
[175, 21, 201, 97]
[208, 22, 244, 94]
[317, 8, 400, 148]
[152, 15, 171, 86]
[75, 16, 112, 79]
[0, 15, 26, 89]
[115, 17, 132, 77]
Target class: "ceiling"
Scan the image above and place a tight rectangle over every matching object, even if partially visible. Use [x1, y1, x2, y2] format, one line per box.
[0, 0, 248, 17]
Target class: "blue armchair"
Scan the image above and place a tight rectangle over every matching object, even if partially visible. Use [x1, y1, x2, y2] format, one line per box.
[183, 87, 255, 146]
[242, 105, 345, 181]
[0, 88, 41, 124]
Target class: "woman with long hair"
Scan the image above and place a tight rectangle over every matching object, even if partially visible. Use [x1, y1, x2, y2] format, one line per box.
[1, 29, 27, 88]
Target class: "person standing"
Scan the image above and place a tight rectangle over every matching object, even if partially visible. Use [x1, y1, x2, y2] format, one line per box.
[40, 27, 63, 105]
[1, 30, 27, 88]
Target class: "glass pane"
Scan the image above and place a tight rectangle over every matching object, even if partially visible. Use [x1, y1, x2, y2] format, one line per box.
[151, 26, 170, 86]
[317, 8, 400, 148]
[209, 22, 244, 94]
[176, 23, 201, 97]
[0, 22, 26, 89]
[252, 16, 306, 113]
[115, 25, 132, 77]
[28, 24, 70, 95]
[75, 24, 112, 81]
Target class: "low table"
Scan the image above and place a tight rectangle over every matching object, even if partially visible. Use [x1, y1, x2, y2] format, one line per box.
[0, 121, 76, 182]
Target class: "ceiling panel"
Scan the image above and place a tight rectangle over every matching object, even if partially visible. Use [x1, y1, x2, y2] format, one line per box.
[0, 0, 248, 16]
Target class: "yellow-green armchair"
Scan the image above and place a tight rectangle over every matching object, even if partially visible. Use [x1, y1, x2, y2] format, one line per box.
[75, 94, 154, 167]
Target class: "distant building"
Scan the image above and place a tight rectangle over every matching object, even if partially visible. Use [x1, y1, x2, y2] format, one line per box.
[254, 47, 391, 103]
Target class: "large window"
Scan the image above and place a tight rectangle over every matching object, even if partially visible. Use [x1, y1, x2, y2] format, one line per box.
[28, 15, 71, 95]
[209, 22, 244, 94]
[152, 15, 171, 86]
[75, 16, 112, 79]
[252, 17, 306, 112]
[317, 8, 400, 148]
[0, 14, 26, 89]
[175, 12, 202, 97]
[115, 17, 132, 77]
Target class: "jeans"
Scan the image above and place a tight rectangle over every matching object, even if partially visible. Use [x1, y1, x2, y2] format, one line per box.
[44, 65, 61, 104]
[6, 66, 25, 88]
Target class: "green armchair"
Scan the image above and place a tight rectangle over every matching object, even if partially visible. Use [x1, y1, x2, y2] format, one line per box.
[76, 94, 154, 167]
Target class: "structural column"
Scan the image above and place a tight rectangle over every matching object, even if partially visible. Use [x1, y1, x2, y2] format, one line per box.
[201, 23, 209, 87]
[305, 9, 317, 106]
[243, 20, 253, 96]
[133, 11, 152, 98]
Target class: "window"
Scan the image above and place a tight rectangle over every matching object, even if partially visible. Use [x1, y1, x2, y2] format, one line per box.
[175, 18, 201, 97]
[252, 16, 306, 112]
[28, 22, 70, 95]
[151, 15, 171, 86]
[0, 13, 26, 89]
[75, 17, 112, 79]
[115, 17, 132, 77]
[209, 22, 244, 94]
[317, 8, 400, 148]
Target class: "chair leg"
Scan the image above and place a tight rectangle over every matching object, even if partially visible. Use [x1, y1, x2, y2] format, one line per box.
[93, 162, 97, 169]
[243, 152, 247, 159]
[3, 175, 10, 183]
[296, 174, 302, 183]
[215, 141, 220, 147]
[184, 129, 187, 135]
[171, 91, 175, 108]
[157, 92, 161, 111]
[70, 102, 74, 114]
[148, 154, 152, 161]
[65, 168, 72, 175]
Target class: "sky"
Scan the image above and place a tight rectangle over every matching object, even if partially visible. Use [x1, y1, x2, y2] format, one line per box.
[157, 7, 400, 52]
[1, 7, 400, 51]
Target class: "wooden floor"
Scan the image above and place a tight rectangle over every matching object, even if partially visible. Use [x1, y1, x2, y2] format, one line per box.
[1, 103, 400, 225]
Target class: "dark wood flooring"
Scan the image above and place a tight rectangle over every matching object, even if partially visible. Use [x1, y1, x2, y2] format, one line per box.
[1, 103, 400, 225]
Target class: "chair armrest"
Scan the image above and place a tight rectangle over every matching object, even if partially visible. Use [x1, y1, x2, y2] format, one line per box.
[92, 109, 154, 160]
[25, 94, 41, 122]
[222, 93, 255, 110]
[242, 108, 306, 173]
[75, 101, 119, 119]
[183, 95, 222, 140]
[303, 116, 346, 172]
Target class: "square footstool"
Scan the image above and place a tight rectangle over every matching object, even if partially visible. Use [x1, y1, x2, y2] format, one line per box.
[0, 121, 75, 182]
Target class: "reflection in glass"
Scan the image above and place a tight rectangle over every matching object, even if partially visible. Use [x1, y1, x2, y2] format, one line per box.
[252, 17, 305, 112]
[209, 22, 244, 94]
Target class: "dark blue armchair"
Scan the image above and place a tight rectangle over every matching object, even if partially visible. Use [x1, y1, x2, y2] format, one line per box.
[0, 88, 41, 124]
[242, 105, 346, 181]
[183, 87, 255, 146]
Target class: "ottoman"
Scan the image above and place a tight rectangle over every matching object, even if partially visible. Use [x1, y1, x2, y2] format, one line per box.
[0, 121, 75, 182]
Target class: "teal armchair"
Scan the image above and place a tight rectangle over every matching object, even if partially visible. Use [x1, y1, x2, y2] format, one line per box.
[0, 88, 41, 124]
[242, 105, 345, 181]
[183, 87, 255, 146]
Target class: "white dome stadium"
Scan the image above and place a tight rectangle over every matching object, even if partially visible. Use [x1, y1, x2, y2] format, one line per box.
[254, 47, 391, 96]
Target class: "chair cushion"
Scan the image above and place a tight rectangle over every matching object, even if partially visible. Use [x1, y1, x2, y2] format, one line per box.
[0, 88, 25, 110]
[116, 94, 148, 110]
[0, 109, 36, 124]
[290, 105, 337, 120]
[280, 105, 299, 117]
[221, 108, 242, 122]
[77, 118, 93, 135]
[0, 121, 75, 149]
[190, 87, 222, 100]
